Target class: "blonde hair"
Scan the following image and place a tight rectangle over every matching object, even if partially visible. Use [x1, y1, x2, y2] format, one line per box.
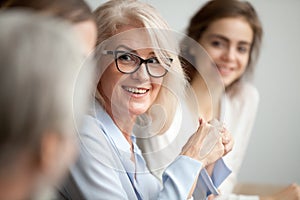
[93, 0, 187, 134]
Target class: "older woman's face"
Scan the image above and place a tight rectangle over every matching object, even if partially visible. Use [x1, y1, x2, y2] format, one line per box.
[198, 17, 253, 87]
[99, 26, 164, 117]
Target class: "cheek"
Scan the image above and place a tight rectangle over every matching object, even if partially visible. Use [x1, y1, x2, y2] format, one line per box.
[153, 84, 162, 95]
[198, 40, 220, 60]
[152, 77, 164, 86]
[242, 55, 250, 69]
[151, 79, 163, 98]
[99, 67, 120, 100]
[205, 47, 222, 62]
[238, 55, 250, 73]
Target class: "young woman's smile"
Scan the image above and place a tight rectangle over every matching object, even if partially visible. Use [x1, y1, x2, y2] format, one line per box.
[199, 17, 253, 87]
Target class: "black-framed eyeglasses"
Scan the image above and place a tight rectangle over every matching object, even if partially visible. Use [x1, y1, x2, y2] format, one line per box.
[103, 50, 172, 78]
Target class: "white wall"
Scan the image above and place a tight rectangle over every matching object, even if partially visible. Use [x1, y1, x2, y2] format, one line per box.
[86, 0, 300, 185]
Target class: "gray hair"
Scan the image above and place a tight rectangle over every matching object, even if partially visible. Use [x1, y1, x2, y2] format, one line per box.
[0, 11, 94, 171]
[93, 0, 187, 134]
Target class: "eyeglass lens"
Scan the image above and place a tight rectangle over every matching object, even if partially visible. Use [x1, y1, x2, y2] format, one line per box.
[115, 51, 168, 77]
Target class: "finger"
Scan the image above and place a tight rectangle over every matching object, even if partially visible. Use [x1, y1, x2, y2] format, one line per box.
[218, 142, 226, 159]
[217, 137, 225, 154]
[224, 138, 234, 155]
[222, 133, 230, 144]
[224, 144, 231, 154]
[220, 127, 226, 134]
[222, 137, 229, 144]
[199, 118, 203, 125]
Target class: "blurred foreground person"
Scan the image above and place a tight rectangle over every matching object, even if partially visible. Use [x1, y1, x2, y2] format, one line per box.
[0, 11, 94, 200]
[0, 0, 97, 55]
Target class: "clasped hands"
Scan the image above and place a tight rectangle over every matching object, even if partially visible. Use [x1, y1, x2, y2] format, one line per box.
[181, 118, 234, 167]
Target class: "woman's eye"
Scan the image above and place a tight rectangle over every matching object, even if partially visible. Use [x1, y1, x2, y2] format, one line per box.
[118, 54, 133, 61]
[238, 46, 249, 54]
[147, 58, 160, 64]
[211, 40, 222, 47]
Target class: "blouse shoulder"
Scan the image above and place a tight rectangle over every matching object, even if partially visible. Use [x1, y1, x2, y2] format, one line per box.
[227, 82, 259, 106]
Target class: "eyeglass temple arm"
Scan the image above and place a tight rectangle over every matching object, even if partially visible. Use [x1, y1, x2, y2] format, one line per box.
[102, 50, 114, 55]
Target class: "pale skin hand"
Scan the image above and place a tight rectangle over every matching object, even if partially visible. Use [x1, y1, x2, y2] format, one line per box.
[220, 127, 234, 156]
[205, 126, 234, 176]
[205, 125, 234, 199]
[181, 118, 225, 166]
[180, 118, 225, 198]
[260, 183, 300, 200]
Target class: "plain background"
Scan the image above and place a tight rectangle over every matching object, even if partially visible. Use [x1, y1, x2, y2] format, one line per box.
[86, 0, 300, 185]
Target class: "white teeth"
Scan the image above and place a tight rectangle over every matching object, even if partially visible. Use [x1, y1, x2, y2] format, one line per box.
[218, 66, 232, 74]
[124, 87, 147, 94]
[220, 67, 230, 71]
[218, 65, 233, 71]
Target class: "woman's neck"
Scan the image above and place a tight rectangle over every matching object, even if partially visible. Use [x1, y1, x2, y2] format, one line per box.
[105, 104, 136, 146]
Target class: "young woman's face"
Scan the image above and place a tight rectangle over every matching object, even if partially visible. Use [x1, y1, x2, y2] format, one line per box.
[198, 17, 253, 87]
[99, 26, 164, 117]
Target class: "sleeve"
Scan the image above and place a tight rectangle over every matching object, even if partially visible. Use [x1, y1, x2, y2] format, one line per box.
[158, 155, 203, 200]
[193, 159, 232, 199]
[58, 116, 138, 200]
[156, 157, 231, 200]
[211, 159, 232, 187]
[216, 83, 260, 200]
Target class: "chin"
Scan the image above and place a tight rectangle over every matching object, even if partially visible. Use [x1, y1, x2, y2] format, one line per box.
[222, 77, 234, 87]
[128, 105, 150, 116]
[129, 109, 148, 116]
[127, 100, 151, 115]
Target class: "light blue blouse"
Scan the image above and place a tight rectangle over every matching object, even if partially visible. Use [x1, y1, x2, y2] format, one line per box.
[58, 100, 231, 200]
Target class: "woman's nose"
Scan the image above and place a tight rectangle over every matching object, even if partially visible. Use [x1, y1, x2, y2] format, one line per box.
[130, 63, 150, 81]
[222, 47, 236, 61]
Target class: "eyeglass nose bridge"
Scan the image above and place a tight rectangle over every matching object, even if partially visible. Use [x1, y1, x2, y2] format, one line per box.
[129, 58, 150, 77]
[135, 57, 169, 78]
[122, 55, 160, 78]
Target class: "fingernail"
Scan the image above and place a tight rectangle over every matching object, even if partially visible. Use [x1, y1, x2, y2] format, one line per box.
[199, 118, 203, 125]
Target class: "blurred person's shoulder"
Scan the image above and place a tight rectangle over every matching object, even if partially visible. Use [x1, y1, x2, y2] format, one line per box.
[226, 82, 259, 109]
[228, 82, 259, 102]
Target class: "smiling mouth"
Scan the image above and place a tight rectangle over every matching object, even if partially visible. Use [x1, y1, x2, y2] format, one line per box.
[216, 65, 234, 75]
[122, 86, 149, 94]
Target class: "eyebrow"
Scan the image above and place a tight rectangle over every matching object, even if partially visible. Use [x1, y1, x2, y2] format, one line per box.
[115, 44, 155, 56]
[116, 44, 135, 52]
[208, 33, 252, 46]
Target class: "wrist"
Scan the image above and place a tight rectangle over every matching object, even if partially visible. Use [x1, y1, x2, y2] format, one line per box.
[199, 158, 208, 167]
